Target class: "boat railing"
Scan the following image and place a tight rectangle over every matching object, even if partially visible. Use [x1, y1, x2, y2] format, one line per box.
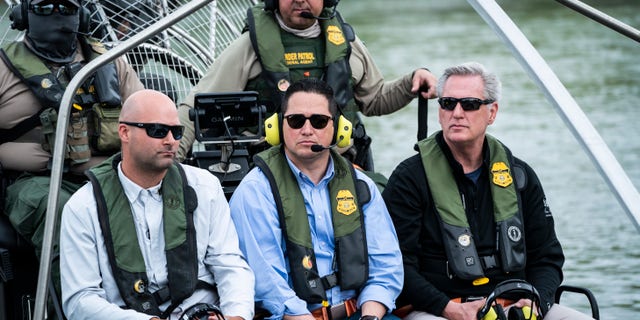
[467, 0, 640, 233]
[12, 0, 638, 318]
[556, 0, 640, 44]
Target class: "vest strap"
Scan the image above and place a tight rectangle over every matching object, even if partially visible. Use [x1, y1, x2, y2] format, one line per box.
[0, 112, 43, 144]
[320, 272, 339, 290]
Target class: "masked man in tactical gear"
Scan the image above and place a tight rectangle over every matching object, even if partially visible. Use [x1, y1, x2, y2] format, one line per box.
[0, 0, 144, 317]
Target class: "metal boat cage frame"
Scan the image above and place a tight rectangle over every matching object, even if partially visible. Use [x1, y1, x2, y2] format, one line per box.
[0, 0, 638, 319]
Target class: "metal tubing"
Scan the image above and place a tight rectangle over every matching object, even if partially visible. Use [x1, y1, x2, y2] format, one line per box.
[466, 0, 640, 232]
[33, 1, 214, 319]
[556, 0, 640, 43]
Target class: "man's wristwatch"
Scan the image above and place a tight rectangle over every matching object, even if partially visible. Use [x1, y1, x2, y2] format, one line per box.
[359, 316, 379, 320]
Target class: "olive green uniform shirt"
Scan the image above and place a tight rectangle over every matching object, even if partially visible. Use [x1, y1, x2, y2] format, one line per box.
[176, 32, 416, 161]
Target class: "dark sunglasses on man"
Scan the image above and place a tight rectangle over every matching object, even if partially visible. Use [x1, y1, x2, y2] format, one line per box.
[284, 114, 333, 130]
[119, 121, 184, 140]
[438, 97, 495, 111]
[30, 2, 78, 16]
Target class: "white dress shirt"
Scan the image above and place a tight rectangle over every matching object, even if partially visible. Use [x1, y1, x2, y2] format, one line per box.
[60, 162, 255, 320]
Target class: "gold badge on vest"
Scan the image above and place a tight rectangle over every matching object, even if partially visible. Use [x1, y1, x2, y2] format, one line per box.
[336, 189, 357, 215]
[491, 161, 513, 188]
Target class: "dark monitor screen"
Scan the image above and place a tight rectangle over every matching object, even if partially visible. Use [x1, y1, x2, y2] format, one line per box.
[191, 91, 265, 142]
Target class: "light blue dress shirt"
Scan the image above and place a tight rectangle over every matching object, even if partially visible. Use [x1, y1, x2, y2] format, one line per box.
[230, 154, 403, 319]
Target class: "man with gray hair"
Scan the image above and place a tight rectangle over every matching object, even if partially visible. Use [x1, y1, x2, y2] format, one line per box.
[383, 62, 593, 319]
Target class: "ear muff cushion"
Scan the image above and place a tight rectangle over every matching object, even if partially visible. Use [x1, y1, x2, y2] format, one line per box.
[334, 115, 352, 148]
[324, 0, 339, 7]
[508, 306, 537, 320]
[481, 305, 499, 320]
[9, 2, 28, 31]
[79, 6, 90, 33]
[264, 0, 277, 11]
[264, 113, 280, 146]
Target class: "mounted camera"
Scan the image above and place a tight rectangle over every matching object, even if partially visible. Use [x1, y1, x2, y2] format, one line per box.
[188, 91, 266, 199]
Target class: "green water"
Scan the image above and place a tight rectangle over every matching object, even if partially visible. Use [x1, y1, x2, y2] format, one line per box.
[338, 0, 639, 318]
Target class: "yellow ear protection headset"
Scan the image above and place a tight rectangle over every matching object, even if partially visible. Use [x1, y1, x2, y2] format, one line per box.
[10, 0, 90, 32]
[477, 279, 543, 320]
[263, 0, 339, 12]
[264, 111, 352, 148]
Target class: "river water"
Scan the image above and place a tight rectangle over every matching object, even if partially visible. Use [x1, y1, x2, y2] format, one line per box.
[338, 0, 639, 318]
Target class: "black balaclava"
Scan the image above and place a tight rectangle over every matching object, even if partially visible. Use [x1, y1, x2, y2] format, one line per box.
[26, 1, 80, 64]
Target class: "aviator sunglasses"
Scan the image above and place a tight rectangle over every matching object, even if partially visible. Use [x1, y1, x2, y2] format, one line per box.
[284, 114, 333, 129]
[30, 3, 78, 16]
[119, 121, 184, 140]
[438, 97, 495, 111]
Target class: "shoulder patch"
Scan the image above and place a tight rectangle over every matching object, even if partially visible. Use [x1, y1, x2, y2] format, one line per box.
[88, 38, 108, 54]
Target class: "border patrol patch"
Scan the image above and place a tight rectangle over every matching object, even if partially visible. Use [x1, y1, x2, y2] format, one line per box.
[491, 161, 513, 187]
[336, 189, 357, 215]
[327, 25, 345, 46]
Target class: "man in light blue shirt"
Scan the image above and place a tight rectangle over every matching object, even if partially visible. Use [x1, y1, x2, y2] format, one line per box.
[230, 78, 403, 320]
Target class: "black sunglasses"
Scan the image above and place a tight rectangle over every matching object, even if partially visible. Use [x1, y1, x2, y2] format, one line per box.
[438, 97, 495, 111]
[284, 114, 333, 130]
[119, 121, 184, 140]
[30, 3, 79, 16]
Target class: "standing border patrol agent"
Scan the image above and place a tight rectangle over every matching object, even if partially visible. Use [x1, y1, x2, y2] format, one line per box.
[382, 62, 594, 320]
[229, 79, 403, 320]
[0, 0, 144, 311]
[176, 0, 437, 173]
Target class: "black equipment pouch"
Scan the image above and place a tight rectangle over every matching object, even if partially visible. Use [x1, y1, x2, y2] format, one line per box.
[87, 62, 122, 154]
[93, 62, 121, 107]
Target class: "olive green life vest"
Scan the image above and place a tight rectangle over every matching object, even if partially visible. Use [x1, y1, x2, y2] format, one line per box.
[245, 6, 360, 123]
[253, 147, 369, 304]
[417, 133, 526, 282]
[85, 154, 200, 317]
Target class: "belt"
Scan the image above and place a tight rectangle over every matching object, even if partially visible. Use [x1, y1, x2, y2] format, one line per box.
[310, 298, 358, 320]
